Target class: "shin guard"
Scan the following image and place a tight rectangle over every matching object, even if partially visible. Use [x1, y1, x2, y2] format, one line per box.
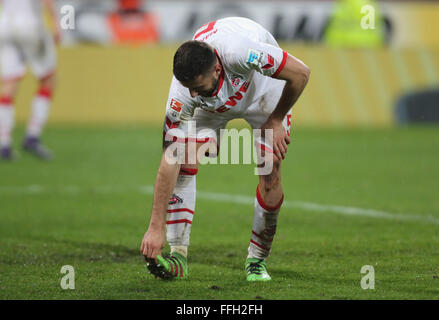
[248, 185, 284, 260]
[166, 168, 197, 249]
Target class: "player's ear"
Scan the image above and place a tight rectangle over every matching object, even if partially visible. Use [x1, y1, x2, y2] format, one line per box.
[214, 63, 222, 76]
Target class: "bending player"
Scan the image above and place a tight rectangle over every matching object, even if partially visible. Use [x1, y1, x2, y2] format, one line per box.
[0, 0, 60, 160]
[140, 17, 310, 281]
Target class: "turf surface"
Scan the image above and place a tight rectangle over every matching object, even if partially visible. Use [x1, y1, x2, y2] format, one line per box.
[0, 125, 438, 299]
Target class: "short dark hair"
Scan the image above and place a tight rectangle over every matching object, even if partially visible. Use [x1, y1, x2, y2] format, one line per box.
[173, 40, 217, 82]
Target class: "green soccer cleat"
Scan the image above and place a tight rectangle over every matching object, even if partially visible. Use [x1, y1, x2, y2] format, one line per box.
[245, 258, 272, 281]
[145, 252, 188, 280]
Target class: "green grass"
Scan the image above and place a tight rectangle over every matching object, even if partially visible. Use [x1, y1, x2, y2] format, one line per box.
[1, 125, 439, 299]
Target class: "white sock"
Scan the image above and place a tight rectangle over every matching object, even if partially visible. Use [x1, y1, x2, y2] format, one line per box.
[0, 100, 15, 148]
[166, 168, 197, 255]
[170, 246, 188, 257]
[26, 90, 52, 138]
[248, 185, 283, 260]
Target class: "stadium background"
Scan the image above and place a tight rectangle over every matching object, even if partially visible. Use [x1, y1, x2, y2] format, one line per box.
[1, 0, 439, 300]
[12, 0, 439, 127]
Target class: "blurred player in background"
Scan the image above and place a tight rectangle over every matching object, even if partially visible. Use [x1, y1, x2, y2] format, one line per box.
[0, 0, 60, 161]
[140, 17, 310, 281]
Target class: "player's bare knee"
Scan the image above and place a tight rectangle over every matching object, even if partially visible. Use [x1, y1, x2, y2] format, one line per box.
[39, 73, 56, 91]
[260, 174, 280, 193]
[260, 161, 281, 192]
[1, 79, 20, 98]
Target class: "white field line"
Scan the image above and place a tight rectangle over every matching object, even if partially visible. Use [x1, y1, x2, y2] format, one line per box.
[1, 185, 439, 225]
[197, 190, 439, 225]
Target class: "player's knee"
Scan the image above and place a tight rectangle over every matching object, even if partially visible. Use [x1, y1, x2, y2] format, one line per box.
[260, 172, 280, 191]
[39, 73, 56, 91]
[260, 158, 281, 188]
[268, 156, 281, 175]
[260, 174, 280, 191]
[273, 156, 281, 170]
[1, 79, 20, 98]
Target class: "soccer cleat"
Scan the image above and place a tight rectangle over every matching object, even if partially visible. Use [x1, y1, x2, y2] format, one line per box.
[245, 258, 271, 281]
[22, 136, 54, 161]
[145, 252, 188, 280]
[1, 146, 16, 161]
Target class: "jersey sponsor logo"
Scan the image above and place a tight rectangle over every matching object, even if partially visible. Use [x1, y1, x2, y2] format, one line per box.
[170, 98, 183, 112]
[216, 82, 249, 113]
[247, 49, 275, 71]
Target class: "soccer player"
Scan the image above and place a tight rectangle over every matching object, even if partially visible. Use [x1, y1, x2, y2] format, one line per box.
[0, 0, 60, 160]
[140, 17, 310, 281]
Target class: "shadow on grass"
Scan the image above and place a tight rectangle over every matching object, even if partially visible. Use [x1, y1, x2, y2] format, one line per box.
[0, 236, 140, 265]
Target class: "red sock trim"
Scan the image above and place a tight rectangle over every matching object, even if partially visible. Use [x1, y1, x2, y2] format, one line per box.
[37, 88, 52, 99]
[166, 219, 192, 225]
[256, 184, 284, 212]
[167, 208, 194, 215]
[252, 230, 273, 243]
[0, 96, 13, 105]
[250, 239, 270, 251]
[179, 168, 198, 176]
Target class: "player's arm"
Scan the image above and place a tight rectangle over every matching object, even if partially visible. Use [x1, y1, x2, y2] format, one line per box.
[224, 36, 310, 160]
[263, 53, 310, 160]
[43, 0, 61, 44]
[140, 89, 191, 260]
[140, 144, 181, 260]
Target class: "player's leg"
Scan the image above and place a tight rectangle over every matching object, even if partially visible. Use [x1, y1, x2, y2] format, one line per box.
[22, 72, 56, 160]
[245, 154, 284, 281]
[0, 78, 22, 160]
[0, 41, 26, 160]
[147, 111, 224, 279]
[150, 150, 200, 279]
[166, 130, 221, 259]
[252, 112, 290, 257]
[22, 31, 57, 160]
[147, 141, 216, 280]
[244, 86, 292, 281]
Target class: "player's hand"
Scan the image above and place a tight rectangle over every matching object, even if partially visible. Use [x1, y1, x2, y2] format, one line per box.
[260, 117, 290, 161]
[140, 226, 165, 262]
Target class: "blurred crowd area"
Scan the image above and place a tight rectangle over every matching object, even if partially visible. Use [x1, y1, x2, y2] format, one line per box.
[58, 0, 439, 48]
[2, 0, 439, 127]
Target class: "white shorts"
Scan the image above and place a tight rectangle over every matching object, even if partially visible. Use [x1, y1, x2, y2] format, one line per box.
[0, 30, 56, 80]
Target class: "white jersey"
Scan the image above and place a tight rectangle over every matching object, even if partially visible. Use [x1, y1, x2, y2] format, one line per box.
[164, 17, 288, 138]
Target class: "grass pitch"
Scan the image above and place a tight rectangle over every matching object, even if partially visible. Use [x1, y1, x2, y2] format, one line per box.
[0, 125, 438, 299]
